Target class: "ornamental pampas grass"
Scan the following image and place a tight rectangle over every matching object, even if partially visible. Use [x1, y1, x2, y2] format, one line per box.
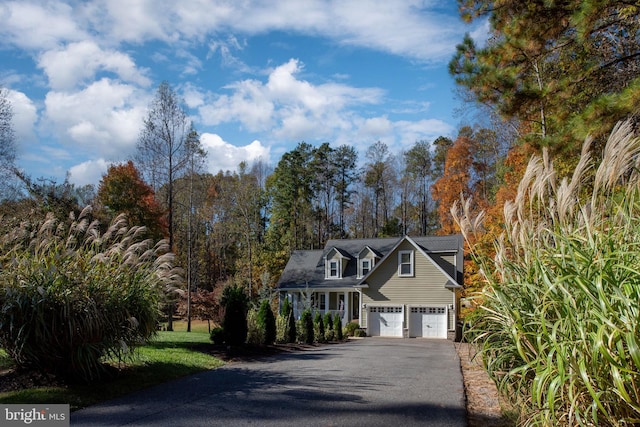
[0, 208, 182, 382]
[452, 119, 640, 426]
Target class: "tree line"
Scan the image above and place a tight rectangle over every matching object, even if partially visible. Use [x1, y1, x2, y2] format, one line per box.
[0, 0, 637, 328]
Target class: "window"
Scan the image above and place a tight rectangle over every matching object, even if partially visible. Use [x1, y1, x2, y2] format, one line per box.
[319, 293, 326, 310]
[398, 250, 414, 277]
[328, 260, 339, 278]
[361, 259, 370, 277]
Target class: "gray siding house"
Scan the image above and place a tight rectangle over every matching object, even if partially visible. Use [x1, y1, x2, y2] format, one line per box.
[276, 235, 463, 339]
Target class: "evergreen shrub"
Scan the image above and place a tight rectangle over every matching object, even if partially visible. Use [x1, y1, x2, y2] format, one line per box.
[257, 299, 276, 345]
[221, 285, 248, 346]
[333, 315, 343, 340]
[300, 309, 314, 344]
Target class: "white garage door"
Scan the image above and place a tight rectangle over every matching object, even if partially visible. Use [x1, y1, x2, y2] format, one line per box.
[409, 307, 447, 338]
[368, 306, 403, 337]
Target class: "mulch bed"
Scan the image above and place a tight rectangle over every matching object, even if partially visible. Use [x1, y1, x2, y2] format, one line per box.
[456, 342, 514, 427]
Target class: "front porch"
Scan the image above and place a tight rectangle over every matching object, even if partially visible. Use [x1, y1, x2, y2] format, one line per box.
[281, 289, 361, 327]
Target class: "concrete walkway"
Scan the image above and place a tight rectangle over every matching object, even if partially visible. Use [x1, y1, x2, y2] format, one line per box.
[72, 338, 466, 427]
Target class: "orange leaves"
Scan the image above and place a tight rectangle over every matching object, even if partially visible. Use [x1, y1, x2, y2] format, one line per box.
[97, 161, 168, 239]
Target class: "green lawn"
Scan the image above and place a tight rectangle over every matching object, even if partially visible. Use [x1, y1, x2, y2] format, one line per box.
[0, 324, 223, 411]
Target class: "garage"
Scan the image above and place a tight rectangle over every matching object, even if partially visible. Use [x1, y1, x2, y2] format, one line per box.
[367, 306, 404, 337]
[409, 306, 447, 338]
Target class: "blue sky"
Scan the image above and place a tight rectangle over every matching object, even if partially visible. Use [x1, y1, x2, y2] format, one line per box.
[0, 1, 488, 186]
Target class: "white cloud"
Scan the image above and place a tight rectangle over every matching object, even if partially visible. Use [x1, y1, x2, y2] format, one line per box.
[38, 41, 150, 91]
[43, 78, 148, 159]
[0, 1, 85, 50]
[199, 59, 383, 140]
[3, 1, 474, 63]
[68, 158, 110, 186]
[200, 133, 270, 173]
[5, 89, 38, 146]
[394, 119, 454, 147]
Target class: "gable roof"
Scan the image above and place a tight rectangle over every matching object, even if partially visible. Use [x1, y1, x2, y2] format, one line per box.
[277, 235, 463, 291]
[357, 235, 461, 289]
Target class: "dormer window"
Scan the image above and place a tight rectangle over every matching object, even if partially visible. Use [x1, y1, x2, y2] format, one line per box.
[398, 250, 414, 277]
[328, 260, 339, 278]
[325, 247, 349, 279]
[361, 259, 371, 276]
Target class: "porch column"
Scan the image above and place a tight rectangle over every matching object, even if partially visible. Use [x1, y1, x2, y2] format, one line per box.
[343, 291, 349, 326]
[325, 291, 329, 314]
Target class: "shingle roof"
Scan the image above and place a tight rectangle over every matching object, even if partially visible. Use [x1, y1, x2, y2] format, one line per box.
[277, 235, 462, 290]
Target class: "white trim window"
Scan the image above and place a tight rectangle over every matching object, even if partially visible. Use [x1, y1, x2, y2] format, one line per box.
[398, 250, 414, 277]
[327, 259, 340, 279]
[360, 259, 371, 278]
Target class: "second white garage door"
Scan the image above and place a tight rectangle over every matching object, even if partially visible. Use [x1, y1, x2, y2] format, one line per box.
[409, 306, 447, 338]
[368, 306, 403, 337]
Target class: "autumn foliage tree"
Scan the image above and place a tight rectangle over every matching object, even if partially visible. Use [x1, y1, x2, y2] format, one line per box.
[97, 161, 167, 239]
[431, 133, 474, 235]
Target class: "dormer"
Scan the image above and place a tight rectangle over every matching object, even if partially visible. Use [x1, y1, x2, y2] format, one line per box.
[325, 247, 350, 279]
[357, 246, 381, 278]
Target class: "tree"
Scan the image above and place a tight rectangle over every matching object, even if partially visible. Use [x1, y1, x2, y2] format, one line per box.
[431, 131, 475, 235]
[266, 142, 315, 252]
[364, 141, 396, 237]
[450, 1, 640, 155]
[96, 161, 167, 239]
[431, 136, 453, 180]
[136, 82, 205, 251]
[0, 87, 18, 200]
[310, 143, 336, 246]
[136, 81, 205, 331]
[332, 145, 358, 238]
[405, 141, 434, 235]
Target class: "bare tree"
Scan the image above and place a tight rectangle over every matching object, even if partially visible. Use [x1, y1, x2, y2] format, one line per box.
[136, 82, 205, 330]
[0, 86, 18, 200]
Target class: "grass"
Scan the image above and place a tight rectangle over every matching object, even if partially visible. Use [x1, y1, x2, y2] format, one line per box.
[0, 320, 223, 411]
[453, 121, 640, 426]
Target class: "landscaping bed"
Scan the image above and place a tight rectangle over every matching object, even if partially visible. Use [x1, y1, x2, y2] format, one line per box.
[456, 342, 513, 427]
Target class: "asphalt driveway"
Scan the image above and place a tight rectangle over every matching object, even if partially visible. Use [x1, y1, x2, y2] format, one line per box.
[71, 338, 466, 427]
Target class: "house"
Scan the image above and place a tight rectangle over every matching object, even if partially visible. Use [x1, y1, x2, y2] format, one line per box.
[276, 234, 463, 339]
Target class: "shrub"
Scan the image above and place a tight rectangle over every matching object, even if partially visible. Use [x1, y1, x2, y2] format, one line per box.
[333, 315, 343, 340]
[281, 298, 296, 343]
[245, 308, 263, 346]
[210, 327, 225, 345]
[300, 309, 314, 344]
[275, 314, 288, 344]
[344, 321, 360, 337]
[323, 312, 333, 331]
[324, 329, 335, 342]
[354, 329, 366, 338]
[257, 299, 276, 345]
[221, 285, 248, 346]
[453, 121, 640, 426]
[314, 312, 325, 343]
[0, 210, 179, 382]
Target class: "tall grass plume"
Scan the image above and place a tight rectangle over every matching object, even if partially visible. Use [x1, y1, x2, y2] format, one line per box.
[452, 120, 640, 426]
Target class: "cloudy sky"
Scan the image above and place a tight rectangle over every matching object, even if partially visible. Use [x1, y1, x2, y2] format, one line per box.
[0, 1, 487, 186]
